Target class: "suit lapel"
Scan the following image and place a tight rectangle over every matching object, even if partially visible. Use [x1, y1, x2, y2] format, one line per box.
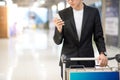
[69, 7, 79, 41]
[79, 4, 89, 43]
[67, 5, 89, 46]
[69, 5, 89, 42]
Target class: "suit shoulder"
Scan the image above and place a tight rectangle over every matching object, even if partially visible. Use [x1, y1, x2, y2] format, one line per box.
[86, 5, 99, 12]
[58, 7, 71, 14]
[58, 7, 71, 20]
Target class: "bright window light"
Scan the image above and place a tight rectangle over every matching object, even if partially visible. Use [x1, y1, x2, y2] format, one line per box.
[52, 5, 57, 11]
[0, 1, 6, 6]
[39, 0, 45, 4]
[58, 2, 65, 10]
[66, 3, 70, 8]
[52, 5, 57, 18]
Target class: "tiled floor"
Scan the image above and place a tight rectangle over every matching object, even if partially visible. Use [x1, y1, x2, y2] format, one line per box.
[0, 29, 120, 80]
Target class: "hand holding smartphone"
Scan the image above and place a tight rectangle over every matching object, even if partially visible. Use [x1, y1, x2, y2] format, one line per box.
[53, 14, 64, 33]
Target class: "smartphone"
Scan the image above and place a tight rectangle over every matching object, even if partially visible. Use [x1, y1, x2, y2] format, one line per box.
[55, 13, 64, 26]
[55, 14, 61, 19]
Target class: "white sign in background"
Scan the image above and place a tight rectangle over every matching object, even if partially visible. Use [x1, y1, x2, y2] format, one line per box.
[105, 17, 118, 36]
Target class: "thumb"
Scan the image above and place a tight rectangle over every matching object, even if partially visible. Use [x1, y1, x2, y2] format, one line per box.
[97, 56, 101, 65]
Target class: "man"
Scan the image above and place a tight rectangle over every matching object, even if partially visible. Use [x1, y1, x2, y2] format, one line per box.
[53, 0, 108, 78]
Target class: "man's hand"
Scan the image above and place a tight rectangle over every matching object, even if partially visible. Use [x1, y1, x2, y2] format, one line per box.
[98, 52, 108, 67]
[53, 14, 64, 33]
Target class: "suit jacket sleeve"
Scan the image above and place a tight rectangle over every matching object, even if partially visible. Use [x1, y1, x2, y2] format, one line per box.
[93, 8, 106, 53]
[53, 27, 63, 45]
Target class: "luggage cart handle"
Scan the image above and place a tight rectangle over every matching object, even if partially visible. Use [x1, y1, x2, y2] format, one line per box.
[66, 57, 115, 61]
[62, 54, 120, 80]
[69, 57, 97, 61]
[61, 54, 120, 62]
[66, 57, 113, 70]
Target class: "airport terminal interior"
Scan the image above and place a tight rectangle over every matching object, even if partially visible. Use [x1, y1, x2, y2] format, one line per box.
[0, 0, 120, 80]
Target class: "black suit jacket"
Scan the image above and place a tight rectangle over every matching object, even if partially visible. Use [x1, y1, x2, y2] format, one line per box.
[53, 4, 106, 67]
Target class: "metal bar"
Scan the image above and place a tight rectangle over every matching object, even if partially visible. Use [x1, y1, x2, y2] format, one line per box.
[70, 58, 97, 61]
[63, 62, 66, 80]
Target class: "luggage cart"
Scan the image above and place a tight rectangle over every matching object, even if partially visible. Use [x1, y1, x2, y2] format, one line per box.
[61, 54, 120, 80]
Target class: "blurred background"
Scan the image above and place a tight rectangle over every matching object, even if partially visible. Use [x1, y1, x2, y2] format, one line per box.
[0, 0, 120, 80]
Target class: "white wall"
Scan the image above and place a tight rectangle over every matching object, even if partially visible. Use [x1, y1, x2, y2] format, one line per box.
[83, 0, 100, 5]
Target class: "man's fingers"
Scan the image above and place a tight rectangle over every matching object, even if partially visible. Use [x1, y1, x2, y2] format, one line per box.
[54, 18, 64, 27]
[99, 58, 108, 67]
[56, 19, 64, 25]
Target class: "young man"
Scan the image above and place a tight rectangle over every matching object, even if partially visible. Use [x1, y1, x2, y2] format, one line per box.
[53, 0, 108, 78]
